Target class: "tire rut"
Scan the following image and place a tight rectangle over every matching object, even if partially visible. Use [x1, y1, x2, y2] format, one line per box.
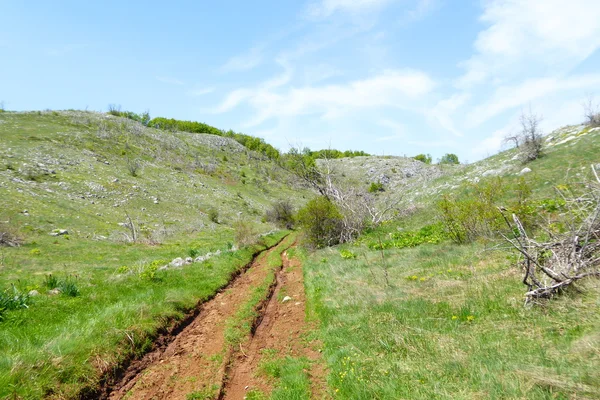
[99, 237, 290, 400]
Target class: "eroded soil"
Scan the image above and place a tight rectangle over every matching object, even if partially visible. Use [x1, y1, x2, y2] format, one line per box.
[104, 239, 326, 400]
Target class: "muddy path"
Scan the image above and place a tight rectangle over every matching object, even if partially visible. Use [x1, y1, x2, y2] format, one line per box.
[220, 248, 327, 399]
[102, 236, 326, 400]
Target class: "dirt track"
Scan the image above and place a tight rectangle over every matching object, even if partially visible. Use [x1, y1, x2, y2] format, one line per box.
[104, 238, 325, 400]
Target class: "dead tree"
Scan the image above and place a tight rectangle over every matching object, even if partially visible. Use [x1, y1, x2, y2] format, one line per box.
[499, 165, 600, 304]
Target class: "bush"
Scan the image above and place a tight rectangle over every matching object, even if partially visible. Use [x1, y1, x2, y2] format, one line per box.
[368, 181, 384, 193]
[414, 154, 432, 164]
[439, 153, 459, 165]
[436, 177, 535, 244]
[233, 219, 257, 247]
[518, 109, 543, 163]
[207, 208, 219, 224]
[126, 157, 141, 177]
[296, 196, 343, 248]
[0, 285, 29, 321]
[265, 200, 295, 229]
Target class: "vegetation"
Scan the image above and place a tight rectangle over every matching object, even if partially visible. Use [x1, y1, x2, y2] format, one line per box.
[296, 196, 343, 248]
[518, 108, 544, 163]
[413, 153, 432, 164]
[265, 200, 295, 229]
[439, 153, 460, 165]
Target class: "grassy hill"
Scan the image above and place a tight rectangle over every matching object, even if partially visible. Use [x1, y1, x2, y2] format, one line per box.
[0, 110, 308, 398]
[1, 110, 599, 399]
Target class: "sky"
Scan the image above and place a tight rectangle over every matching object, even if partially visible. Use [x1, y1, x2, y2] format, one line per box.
[1, 0, 600, 161]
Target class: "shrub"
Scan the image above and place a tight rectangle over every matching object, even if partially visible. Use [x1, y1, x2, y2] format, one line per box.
[368, 181, 384, 193]
[0, 285, 29, 321]
[296, 196, 343, 248]
[126, 157, 141, 177]
[233, 219, 257, 247]
[265, 200, 295, 229]
[339, 249, 356, 259]
[518, 108, 543, 163]
[439, 153, 459, 165]
[208, 208, 219, 224]
[414, 154, 432, 164]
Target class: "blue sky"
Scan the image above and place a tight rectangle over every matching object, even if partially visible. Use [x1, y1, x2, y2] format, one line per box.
[2, 0, 600, 161]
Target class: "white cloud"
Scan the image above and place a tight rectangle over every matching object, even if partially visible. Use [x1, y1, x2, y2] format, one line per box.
[376, 119, 407, 141]
[221, 45, 263, 72]
[156, 76, 184, 86]
[457, 0, 600, 88]
[212, 68, 435, 128]
[466, 73, 600, 127]
[428, 93, 470, 137]
[187, 87, 214, 97]
[308, 0, 394, 17]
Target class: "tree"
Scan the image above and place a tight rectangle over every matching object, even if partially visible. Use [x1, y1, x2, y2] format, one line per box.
[413, 154, 432, 164]
[583, 95, 600, 127]
[296, 196, 343, 248]
[518, 108, 543, 163]
[440, 153, 459, 165]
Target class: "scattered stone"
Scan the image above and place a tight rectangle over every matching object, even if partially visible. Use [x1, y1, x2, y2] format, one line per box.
[282, 296, 292, 303]
[48, 288, 61, 295]
[153, 200, 159, 204]
[50, 229, 69, 236]
[519, 167, 532, 175]
[169, 257, 185, 268]
[28, 290, 40, 296]
[104, 161, 110, 165]
[185, 257, 193, 264]
[194, 255, 207, 263]
[112, 178, 119, 183]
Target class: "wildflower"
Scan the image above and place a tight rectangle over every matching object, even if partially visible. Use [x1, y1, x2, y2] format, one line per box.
[451, 315, 458, 320]
[466, 315, 475, 321]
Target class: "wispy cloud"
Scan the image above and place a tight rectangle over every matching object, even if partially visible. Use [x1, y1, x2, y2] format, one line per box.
[221, 45, 263, 72]
[156, 76, 184, 86]
[187, 87, 214, 97]
[307, 0, 395, 18]
[212, 68, 435, 128]
[457, 0, 600, 88]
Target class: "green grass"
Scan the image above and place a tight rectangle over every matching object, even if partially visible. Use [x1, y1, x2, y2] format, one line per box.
[0, 230, 288, 399]
[258, 354, 312, 400]
[303, 239, 600, 399]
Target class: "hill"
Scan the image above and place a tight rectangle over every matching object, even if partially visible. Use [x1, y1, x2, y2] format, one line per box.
[1, 110, 599, 399]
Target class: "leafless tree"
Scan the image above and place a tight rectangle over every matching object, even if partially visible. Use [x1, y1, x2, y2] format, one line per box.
[518, 107, 544, 163]
[503, 132, 520, 149]
[583, 94, 600, 127]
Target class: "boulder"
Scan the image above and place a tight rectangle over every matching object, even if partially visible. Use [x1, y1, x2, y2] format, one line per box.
[28, 290, 40, 297]
[185, 257, 193, 264]
[169, 257, 185, 268]
[282, 296, 292, 303]
[519, 167, 532, 175]
[50, 229, 69, 236]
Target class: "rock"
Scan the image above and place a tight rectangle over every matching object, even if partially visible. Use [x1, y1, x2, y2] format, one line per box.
[112, 178, 119, 183]
[169, 257, 185, 268]
[48, 288, 61, 295]
[482, 169, 496, 177]
[519, 167, 532, 175]
[185, 257, 193, 264]
[194, 255, 206, 263]
[28, 290, 40, 296]
[158, 265, 169, 271]
[153, 200, 159, 204]
[50, 229, 69, 236]
[282, 296, 292, 303]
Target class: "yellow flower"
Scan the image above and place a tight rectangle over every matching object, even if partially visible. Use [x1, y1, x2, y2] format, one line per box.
[451, 315, 458, 320]
[466, 315, 475, 321]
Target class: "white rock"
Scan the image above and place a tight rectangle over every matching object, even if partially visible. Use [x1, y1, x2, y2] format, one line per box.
[519, 167, 532, 175]
[169, 257, 185, 268]
[185, 257, 193, 264]
[282, 296, 292, 303]
[28, 290, 40, 296]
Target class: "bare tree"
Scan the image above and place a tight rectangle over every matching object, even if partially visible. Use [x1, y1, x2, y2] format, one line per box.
[503, 132, 520, 149]
[499, 165, 600, 304]
[284, 146, 400, 244]
[518, 107, 544, 163]
[583, 94, 600, 127]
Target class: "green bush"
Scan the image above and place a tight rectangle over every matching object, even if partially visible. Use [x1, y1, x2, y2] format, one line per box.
[413, 154, 432, 164]
[436, 177, 536, 244]
[439, 153, 459, 165]
[207, 208, 219, 224]
[0, 285, 29, 321]
[296, 196, 343, 248]
[368, 181, 384, 193]
[369, 223, 447, 250]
